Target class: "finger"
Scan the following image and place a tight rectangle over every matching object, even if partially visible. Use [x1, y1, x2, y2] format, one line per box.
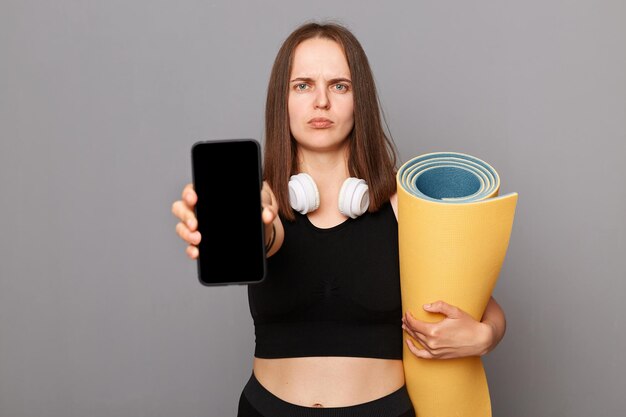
[175, 221, 187, 241]
[406, 338, 433, 359]
[171, 200, 182, 218]
[423, 300, 462, 318]
[408, 337, 446, 359]
[262, 205, 277, 224]
[182, 183, 197, 207]
[185, 245, 199, 259]
[401, 322, 422, 343]
[171, 200, 184, 219]
[431, 350, 454, 360]
[404, 311, 435, 337]
[402, 318, 436, 347]
[261, 184, 272, 206]
[176, 222, 202, 245]
[402, 319, 424, 339]
[261, 182, 277, 204]
[262, 181, 279, 210]
[404, 324, 437, 351]
[403, 314, 441, 350]
[262, 180, 276, 200]
[172, 201, 198, 231]
[260, 184, 277, 225]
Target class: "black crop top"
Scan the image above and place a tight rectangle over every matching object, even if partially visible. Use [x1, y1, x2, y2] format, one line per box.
[248, 202, 403, 359]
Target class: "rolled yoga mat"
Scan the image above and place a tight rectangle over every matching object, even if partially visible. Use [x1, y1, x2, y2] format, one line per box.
[397, 151, 518, 417]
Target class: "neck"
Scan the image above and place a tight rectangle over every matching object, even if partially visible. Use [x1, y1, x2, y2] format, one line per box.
[297, 144, 350, 186]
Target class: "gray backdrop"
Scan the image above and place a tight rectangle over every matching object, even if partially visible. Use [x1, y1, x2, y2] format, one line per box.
[1, 1, 625, 416]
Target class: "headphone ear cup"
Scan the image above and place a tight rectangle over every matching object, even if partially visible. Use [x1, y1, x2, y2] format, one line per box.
[338, 177, 370, 218]
[288, 173, 320, 214]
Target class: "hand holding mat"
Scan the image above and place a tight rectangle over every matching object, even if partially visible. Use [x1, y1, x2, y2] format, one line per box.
[397, 152, 518, 417]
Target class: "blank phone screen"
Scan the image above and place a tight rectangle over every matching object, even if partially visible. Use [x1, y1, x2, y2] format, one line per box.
[191, 139, 266, 286]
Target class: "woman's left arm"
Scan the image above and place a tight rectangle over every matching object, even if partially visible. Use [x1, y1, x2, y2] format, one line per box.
[402, 296, 506, 359]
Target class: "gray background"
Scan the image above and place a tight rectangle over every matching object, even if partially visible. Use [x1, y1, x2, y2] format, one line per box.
[1, 1, 625, 416]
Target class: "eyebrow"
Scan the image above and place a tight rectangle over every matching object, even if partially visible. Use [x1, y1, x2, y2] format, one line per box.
[290, 77, 352, 84]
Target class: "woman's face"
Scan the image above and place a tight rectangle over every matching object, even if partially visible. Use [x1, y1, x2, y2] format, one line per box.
[288, 38, 354, 153]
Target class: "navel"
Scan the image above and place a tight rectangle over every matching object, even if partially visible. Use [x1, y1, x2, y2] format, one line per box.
[312, 403, 324, 408]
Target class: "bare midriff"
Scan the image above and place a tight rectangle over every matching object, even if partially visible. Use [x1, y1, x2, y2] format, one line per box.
[253, 356, 405, 408]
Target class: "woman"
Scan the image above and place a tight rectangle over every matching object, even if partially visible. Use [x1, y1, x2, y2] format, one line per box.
[171, 21, 506, 416]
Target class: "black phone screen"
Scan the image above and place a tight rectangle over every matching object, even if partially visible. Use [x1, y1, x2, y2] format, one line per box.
[191, 139, 266, 286]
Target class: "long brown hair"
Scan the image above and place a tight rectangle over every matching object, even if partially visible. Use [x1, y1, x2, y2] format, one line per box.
[263, 21, 398, 221]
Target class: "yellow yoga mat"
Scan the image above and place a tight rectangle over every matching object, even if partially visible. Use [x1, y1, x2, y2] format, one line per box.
[397, 152, 518, 417]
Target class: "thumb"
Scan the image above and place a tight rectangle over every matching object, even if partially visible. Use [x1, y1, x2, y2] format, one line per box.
[262, 205, 277, 225]
[423, 300, 461, 318]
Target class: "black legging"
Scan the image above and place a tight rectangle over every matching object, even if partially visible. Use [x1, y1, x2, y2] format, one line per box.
[237, 372, 416, 417]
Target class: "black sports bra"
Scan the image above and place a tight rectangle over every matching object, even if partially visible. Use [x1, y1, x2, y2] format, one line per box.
[248, 202, 403, 359]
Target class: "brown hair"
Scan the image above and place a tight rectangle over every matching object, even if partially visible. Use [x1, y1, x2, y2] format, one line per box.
[263, 21, 398, 221]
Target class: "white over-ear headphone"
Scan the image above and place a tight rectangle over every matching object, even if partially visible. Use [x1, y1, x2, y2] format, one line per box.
[288, 173, 370, 219]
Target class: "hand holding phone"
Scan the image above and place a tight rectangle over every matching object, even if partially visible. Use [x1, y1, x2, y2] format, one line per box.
[173, 183, 201, 259]
[190, 139, 267, 286]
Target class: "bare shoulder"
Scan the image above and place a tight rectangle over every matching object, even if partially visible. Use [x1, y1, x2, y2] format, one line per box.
[390, 192, 398, 220]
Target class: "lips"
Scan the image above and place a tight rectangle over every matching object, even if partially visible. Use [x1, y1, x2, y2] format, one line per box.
[308, 118, 334, 128]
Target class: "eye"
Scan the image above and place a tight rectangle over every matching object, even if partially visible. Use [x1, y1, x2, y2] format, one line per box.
[333, 83, 350, 93]
[294, 83, 309, 91]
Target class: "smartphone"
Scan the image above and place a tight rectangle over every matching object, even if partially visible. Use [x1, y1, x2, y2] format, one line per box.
[190, 139, 267, 286]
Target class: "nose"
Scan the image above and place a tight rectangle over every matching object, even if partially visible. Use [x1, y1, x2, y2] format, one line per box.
[314, 88, 330, 110]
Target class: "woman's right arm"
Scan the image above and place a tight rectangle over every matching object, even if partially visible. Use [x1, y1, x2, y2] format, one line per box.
[171, 182, 284, 259]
